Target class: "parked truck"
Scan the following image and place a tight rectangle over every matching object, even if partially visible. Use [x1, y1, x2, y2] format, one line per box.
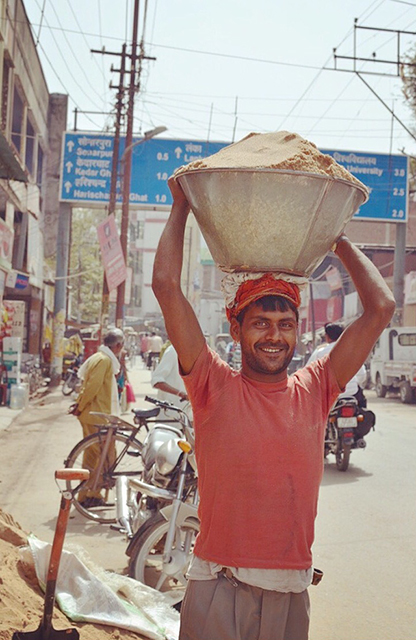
[370, 327, 416, 404]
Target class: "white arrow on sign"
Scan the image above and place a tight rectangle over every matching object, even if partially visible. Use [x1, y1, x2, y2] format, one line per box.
[66, 161, 73, 172]
[64, 181, 72, 193]
[67, 140, 74, 152]
[175, 147, 183, 159]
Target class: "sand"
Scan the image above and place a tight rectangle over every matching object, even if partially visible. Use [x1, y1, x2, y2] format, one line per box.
[174, 130, 366, 189]
[0, 509, 145, 640]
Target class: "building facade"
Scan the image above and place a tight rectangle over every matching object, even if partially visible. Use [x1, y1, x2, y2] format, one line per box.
[0, 0, 64, 357]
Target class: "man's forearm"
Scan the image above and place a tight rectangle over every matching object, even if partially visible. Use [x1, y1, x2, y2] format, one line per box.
[154, 381, 188, 400]
[153, 200, 189, 295]
[334, 236, 395, 318]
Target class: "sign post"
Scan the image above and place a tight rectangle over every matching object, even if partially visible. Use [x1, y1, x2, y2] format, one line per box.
[97, 214, 127, 292]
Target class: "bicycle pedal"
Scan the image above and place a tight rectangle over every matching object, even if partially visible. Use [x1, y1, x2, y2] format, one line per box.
[126, 450, 141, 457]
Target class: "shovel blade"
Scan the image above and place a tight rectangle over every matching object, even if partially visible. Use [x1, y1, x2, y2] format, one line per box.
[12, 626, 79, 640]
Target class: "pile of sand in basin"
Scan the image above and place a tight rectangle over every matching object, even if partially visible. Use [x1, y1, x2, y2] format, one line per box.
[174, 130, 366, 190]
[0, 509, 145, 640]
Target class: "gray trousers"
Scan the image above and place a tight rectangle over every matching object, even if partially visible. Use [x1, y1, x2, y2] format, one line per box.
[179, 574, 310, 640]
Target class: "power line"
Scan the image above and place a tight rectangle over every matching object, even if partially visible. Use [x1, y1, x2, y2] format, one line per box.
[65, 0, 107, 85]
[47, 0, 107, 106]
[35, 41, 102, 129]
[31, 0, 105, 112]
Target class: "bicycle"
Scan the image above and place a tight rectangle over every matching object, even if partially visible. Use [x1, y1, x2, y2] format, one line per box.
[64, 406, 160, 524]
[21, 355, 44, 395]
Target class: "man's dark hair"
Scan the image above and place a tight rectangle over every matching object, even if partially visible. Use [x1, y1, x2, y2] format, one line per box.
[237, 295, 299, 325]
[103, 328, 124, 347]
[324, 323, 344, 342]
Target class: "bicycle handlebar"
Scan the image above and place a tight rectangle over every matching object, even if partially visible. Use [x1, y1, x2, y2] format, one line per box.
[145, 395, 194, 446]
[145, 395, 182, 413]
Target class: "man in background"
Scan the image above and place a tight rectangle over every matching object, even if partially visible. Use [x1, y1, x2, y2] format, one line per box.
[152, 343, 191, 419]
[74, 328, 124, 508]
[308, 322, 368, 406]
[147, 332, 164, 369]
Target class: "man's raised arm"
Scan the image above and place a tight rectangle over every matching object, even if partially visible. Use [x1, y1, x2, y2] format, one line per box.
[329, 235, 395, 389]
[152, 178, 205, 374]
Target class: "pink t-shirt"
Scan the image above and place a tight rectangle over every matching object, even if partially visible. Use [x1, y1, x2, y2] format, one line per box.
[182, 345, 341, 570]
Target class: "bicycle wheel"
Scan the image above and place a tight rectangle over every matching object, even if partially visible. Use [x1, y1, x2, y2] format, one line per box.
[65, 431, 143, 523]
[128, 513, 199, 604]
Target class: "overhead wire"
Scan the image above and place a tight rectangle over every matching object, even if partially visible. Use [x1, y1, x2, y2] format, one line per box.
[35, 0, 46, 46]
[65, 0, 108, 86]
[96, 0, 108, 108]
[24, 1, 414, 145]
[47, 1, 108, 106]
[35, 40, 102, 129]
[31, 0, 106, 113]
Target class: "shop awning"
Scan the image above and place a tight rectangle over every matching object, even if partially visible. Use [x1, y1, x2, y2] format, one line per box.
[0, 132, 27, 182]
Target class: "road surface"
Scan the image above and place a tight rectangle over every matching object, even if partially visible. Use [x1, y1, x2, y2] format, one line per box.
[0, 364, 414, 640]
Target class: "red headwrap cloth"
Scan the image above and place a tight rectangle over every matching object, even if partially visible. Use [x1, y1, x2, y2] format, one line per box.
[226, 273, 301, 322]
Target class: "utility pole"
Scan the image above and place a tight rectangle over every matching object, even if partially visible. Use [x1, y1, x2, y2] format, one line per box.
[92, 0, 156, 328]
[99, 43, 127, 331]
[116, 0, 140, 327]
[332, 20, 416, 328]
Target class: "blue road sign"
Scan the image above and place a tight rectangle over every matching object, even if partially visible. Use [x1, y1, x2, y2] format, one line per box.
[60, 133, 226, 207]
[322, 148, 408, 223]
[60, 132, 408, 222]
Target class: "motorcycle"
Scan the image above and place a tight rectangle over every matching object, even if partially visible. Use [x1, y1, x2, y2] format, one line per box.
[124, 396, 198, 606]
[325, 395, 375, 471]
[62, 355, 83, 396]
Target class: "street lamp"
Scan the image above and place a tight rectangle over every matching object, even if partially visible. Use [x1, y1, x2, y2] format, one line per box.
[120, 126, 167, 162]
[116, 125, 167, 326]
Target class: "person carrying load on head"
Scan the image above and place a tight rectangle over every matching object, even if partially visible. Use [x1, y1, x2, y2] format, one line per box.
[152, 173, 395, 640]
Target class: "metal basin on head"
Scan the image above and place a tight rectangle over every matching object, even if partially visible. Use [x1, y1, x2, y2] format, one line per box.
[177, 168, 369, 277]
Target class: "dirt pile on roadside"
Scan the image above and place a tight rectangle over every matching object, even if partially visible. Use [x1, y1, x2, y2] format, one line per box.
[0, 509, 145, 640]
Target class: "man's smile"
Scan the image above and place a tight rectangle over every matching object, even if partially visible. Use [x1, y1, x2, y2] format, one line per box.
[257, 343, 287, 354]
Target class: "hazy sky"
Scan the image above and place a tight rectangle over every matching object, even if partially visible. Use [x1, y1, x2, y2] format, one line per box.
[24, 0, 416, 156]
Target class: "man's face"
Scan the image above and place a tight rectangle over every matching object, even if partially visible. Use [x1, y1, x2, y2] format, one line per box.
[230, 302, 298, 382]
[112, 342, 124, 358]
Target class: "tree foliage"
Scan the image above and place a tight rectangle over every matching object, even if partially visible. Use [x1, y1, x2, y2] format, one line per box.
[69, 208, 105, 324]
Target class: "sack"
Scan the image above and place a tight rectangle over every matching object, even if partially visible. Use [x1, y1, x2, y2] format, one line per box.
[125, 381, 136, 404]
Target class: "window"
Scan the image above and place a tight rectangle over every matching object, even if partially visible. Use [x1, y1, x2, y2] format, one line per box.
[25, 118, 35, 175]
[398, 333, 416, 347]
[11, 86, 24, 153]
[36, 144, 44, 188]
[137, 220, 144, 240]
[1, 57, 11, 132]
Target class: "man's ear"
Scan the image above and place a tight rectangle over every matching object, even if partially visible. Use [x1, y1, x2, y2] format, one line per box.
[229, 318, 241, 343]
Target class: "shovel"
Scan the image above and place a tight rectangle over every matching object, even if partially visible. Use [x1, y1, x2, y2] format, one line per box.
[13, 468, 90, 640]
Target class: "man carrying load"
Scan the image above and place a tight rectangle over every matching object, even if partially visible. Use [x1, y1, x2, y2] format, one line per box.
[153, 172, 394, 639]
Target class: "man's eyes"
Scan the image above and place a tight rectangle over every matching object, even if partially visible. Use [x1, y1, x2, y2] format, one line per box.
[253, 321, 295, 329]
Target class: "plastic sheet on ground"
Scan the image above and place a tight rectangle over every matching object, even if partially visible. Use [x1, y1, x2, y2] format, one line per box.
[25, 535, 179, 640]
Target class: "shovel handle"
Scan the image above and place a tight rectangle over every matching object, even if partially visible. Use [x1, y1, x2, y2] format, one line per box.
[55, 469, 90, 481]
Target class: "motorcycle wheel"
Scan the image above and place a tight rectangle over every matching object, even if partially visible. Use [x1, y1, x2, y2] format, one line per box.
[128, 512, 199, 605]
[335, 441, 351, 471]
[62, 373, 76, 396]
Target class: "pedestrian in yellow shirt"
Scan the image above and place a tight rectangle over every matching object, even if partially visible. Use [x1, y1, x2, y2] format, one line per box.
[74, 328, 124, 507]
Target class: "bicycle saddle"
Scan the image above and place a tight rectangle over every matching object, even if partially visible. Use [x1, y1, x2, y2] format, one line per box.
[132, 407, 160, 419]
